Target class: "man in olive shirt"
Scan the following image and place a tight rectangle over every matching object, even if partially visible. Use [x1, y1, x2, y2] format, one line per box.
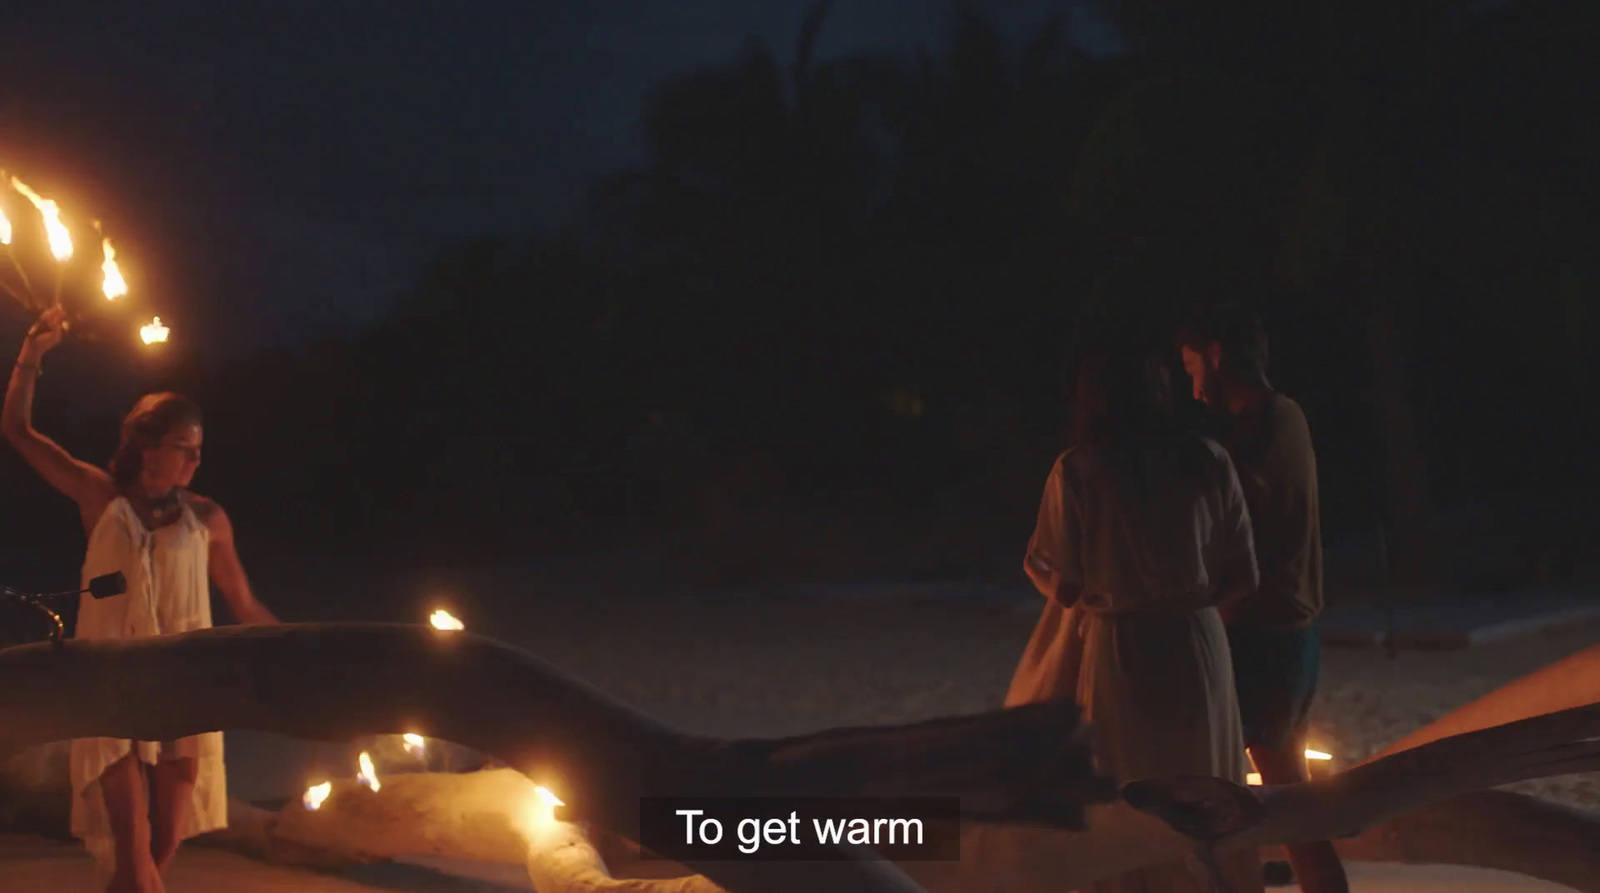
[1178, 303, 1349, 893]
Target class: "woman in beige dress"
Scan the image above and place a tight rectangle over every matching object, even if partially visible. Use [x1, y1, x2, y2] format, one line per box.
[3, 306, 279, 893]
[1006, 341, 1262, 893]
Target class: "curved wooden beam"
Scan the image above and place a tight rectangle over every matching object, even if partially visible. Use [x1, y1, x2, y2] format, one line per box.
[1364, 641, 1600, 762]
[199, 709, 1600, 893]
[0, 623, 1112, 893]
[8, 624, 1599, 893]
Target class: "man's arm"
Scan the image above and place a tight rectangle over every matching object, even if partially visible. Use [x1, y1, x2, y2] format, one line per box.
[1215, 452, 1261, 621]
[1254, 400, 1320, 613]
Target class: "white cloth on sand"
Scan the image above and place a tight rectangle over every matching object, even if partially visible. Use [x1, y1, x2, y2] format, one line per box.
[69, 495, 227, 883]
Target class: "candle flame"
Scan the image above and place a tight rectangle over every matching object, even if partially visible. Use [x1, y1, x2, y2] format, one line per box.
[430, 609, 464, 631]
[402, 733, 427, 757]
[529, 784, 566, 826]
[357, 751, 382, 792]
[140, 316, 169, 345]
[1247, 748, 1331, 786]
[9, 177, 72, 261]
[101, 237, 127, 299]
[302, 781, 332, 811]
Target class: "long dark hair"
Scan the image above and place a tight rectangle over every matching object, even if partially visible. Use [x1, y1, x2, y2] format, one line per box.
[1068, 332, 1213, 497]
[108, 392, 203, 489]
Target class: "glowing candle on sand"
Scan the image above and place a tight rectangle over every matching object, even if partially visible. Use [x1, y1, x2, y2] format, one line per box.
[302, 781, 331, 811]
[1246, 747, 1334, 785]
[430, 609, 465, 631]
[529, 784, 565, 827]
[357, 752, 382, 792]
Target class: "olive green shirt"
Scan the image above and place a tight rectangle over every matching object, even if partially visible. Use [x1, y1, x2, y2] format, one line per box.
[1225, 393, 1323, 630]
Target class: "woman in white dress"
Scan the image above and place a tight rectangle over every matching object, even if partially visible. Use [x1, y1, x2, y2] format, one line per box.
[1006, 340, 1263, 893]
[3, 306, 279, 893]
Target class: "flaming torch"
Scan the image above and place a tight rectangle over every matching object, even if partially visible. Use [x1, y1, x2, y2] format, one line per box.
[0, 195, 37, 307]
[99, 232, 127, 301]
[1, 170, 172, 346]
[8, 176, 72, 307]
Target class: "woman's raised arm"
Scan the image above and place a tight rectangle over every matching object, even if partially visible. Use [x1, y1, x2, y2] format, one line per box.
[2, 307, 115, 519]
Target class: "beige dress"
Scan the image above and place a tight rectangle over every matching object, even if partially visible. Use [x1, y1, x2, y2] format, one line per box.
[1006, 442, 1263, 893]
[69, 496, 228, 883]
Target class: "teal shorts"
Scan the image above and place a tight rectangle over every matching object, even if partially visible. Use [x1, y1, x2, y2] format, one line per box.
[1227, 623, 1321, 754]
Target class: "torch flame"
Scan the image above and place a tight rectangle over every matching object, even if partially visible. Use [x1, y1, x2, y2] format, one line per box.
[9, 177, 72, 261]
[302, 781, 332, 811]
[357, 752, 381, 792]
[101, 237, 127, 299]
[430, 609, 465, 631]
[140, 317, 169, 345]
[402, 733, 427, 757]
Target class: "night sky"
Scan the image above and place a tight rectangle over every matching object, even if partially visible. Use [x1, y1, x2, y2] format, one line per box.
[0, 1, 1121, 354]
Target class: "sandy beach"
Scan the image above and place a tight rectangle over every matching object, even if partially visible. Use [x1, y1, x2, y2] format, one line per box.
[4, 531, 1599, 891]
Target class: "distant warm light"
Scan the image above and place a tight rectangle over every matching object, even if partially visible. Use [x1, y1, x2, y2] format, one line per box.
[302, 781, 332, 811]
[357, 752, 381, 792]
[1246, 772, 1263, 786]
[1305, 749, 1332, 761]
[430, 609, 464, 631]
[101, 237, 127, 299]
[10, 177, 72, 260]
[0, 207, 11, 245]
[402, 733, 427, 757]
[140, 316, 168, 345]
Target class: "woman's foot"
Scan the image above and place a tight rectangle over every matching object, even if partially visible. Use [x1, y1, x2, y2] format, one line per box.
[106, 854, 166, 893]
[148, 757, 197, 872]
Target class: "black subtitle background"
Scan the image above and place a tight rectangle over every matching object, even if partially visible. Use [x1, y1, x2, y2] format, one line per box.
[639, 797, 962, 862]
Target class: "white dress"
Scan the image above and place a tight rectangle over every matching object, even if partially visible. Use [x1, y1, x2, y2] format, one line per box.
[1006, 443, 1264, 893]
[68, 495, 228, 882]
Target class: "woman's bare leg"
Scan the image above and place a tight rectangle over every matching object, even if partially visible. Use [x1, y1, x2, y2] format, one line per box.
[98, 751, 164, 893]
[148, 756, 197, 873]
